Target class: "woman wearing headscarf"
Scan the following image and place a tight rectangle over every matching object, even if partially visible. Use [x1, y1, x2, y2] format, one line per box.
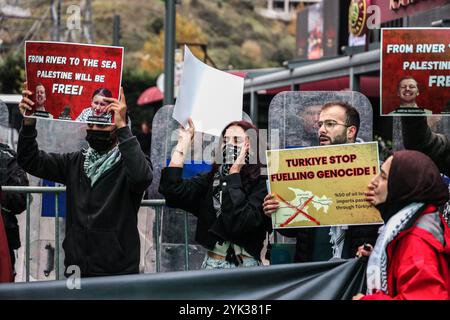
[159, 119, 271, 269]
[354, 150, 450, 300]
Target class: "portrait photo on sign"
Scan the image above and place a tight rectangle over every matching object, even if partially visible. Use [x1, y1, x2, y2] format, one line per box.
[24, 41, 123, 124]
[380, 28, 450, 116]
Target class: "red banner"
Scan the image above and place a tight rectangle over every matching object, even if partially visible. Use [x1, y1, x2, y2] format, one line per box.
[381, 28, 450, 116]
[25, 41, 123, 124]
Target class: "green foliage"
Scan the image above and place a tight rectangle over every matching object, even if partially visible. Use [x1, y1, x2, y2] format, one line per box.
[122, 68, 157, 133]
[270, 36, 295, 65]
[197, 7, 232, 37]
[0, 0, 296, 134]
[140, 13, 208, 75]
[3, 1, 295, 74]
[146, 16, 164, 34]
[190, 0, 294, 69]
[230, 0, 254, 10]
[0, 54, 25, 94]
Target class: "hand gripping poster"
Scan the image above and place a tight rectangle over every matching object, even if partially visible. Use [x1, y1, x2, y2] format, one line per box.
[266, 142, 382, 229]
[25, 41, 123, 124]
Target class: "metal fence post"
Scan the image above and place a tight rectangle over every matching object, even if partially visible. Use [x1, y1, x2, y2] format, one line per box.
[25, 193, 30, 282]
[184, 212, 189, 271]
[155, 206, 161, 273]
[3, 187, 169, 279]
[55, 192, 60, 280]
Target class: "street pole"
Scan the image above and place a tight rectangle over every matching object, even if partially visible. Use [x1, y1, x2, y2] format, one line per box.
[57, 0, 61, 41]
[164, 0, 176, 105]
[113, 15, 121, 46]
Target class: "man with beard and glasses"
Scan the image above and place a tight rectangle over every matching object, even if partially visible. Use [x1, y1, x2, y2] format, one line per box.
[17, 84, 153, 277]
[263, 101, 380, 263]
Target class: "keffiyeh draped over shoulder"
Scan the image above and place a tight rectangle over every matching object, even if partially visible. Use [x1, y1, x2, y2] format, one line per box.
[83, 146, 121, 186]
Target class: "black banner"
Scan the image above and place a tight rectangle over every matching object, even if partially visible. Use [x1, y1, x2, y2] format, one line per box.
[0, 258, 367, 300]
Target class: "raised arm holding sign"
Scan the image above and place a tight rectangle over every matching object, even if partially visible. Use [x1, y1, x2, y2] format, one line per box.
[24, 41, 123, 124]
[17, 79, 153, 277]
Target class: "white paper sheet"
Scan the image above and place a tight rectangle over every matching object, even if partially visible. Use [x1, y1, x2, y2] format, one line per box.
[173, 46, 243, 136]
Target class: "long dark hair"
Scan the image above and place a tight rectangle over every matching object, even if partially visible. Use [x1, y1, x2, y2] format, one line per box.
[209, 120, 264, 186]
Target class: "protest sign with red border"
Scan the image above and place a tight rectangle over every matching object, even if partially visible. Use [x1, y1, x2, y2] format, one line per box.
[380, 28, 450, 116]
[25, 41, 123, 124]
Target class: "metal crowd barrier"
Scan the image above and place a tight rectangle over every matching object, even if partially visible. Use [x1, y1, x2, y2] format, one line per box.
[1, 186, 192, 282]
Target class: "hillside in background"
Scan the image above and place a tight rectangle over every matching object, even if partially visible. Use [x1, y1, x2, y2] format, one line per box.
[1, 0, 297, 74]
[0, 0, 297, 130]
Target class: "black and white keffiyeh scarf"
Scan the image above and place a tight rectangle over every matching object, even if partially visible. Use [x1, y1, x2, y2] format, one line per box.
[212, 170, 224, 218]
[366, 202, 424, 295]
[442, 181, 450, 226]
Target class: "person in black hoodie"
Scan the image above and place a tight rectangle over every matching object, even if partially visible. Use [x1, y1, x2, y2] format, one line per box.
[159, 119, 271, 269]
[17, 84, 153, 277]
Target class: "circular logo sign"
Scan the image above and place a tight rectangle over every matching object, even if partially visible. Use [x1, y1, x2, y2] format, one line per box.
[349, 0, 369, 37]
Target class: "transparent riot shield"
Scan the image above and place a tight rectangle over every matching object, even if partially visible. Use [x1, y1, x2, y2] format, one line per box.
[0, 101, 13, 185]
[268, 91, 373, 150]
[267, 91, 374, 253]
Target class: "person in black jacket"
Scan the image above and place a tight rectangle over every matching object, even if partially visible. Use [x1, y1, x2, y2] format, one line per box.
[0, 143, 29, 277]
[401, 116, 450, 224]
[401, 116, 450, 177]
[17, 84, 153, 277]
[159, 119, 271, 269]
[263, 101, 379, 262]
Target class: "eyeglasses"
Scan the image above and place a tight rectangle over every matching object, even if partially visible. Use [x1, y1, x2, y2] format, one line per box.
[315, 120, 349, 131]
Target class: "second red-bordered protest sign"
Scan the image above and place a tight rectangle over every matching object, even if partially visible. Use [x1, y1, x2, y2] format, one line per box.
[25, 41, 123, 123]
[381, 28, 450, 116]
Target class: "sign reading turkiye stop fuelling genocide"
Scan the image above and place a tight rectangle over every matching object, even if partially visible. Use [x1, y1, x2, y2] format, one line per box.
[381, 28, 450, 116]
[25, 41, 123, 124]
[266, 142, 382, 229]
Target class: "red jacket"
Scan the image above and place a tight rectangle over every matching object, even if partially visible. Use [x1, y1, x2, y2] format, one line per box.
[0, 213, 13, 283]
[362, 205, 450, 300]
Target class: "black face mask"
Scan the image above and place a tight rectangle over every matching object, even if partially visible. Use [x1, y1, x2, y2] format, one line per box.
[220, 144, 250, 176]
[85, 129, 117, 153]
[222, 144, 241, 165]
